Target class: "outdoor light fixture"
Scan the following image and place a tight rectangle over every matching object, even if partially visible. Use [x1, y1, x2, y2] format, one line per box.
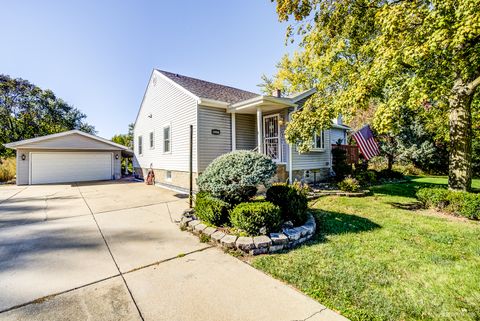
[115, 154, 119, 160]
[21, 154, 26, 161]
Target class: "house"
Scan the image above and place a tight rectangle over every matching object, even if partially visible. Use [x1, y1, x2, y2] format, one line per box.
[5, 130, 132, 185]
[133, 69, 350, 191]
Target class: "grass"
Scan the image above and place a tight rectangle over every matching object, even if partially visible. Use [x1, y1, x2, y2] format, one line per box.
[0, 157, 16, 182]
[252, 177, 480, 321]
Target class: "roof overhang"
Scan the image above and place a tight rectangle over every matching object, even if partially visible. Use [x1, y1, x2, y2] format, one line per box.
[4, 130, 132, 152]
[227, 96, 297, 114]
[289, 88, 317, 103]
[197, 97, 230, 108]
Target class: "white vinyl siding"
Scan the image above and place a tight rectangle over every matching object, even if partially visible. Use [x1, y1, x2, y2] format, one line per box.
[197, 105, 231, 171]
[133, 70, 197, 172]
[235, 114, 256, 150]
[292, 129, 332, 170]
[330, 128, 347, 145]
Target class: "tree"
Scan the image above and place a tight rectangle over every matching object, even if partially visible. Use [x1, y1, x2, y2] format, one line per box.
[0, 75, 95, 156]
[267, 0, 480, 191]
[111, 123, 134, 149]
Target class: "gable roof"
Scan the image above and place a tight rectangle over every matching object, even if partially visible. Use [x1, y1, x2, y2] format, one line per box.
[156, 69, 259, 104]
[4, 130, 131, 151]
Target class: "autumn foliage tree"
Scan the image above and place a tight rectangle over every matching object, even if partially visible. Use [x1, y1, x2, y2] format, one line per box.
[267, 0, 480, 191]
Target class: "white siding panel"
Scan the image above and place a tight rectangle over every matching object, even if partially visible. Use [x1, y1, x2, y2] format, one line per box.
[198, 106, 231, 171]
[330, 128, 347, 145]
[292, 130, 332, 170]
[235, 114, 256, 150]
[22, 134, 119, 150]
[134, 71, 198, 172]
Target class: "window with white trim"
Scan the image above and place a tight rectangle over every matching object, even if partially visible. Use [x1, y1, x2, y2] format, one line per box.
[149, 132, 155, 149]
[313, 131, 325, 150]
[138, 136, 143, 155]
[163, 125, 171, 153]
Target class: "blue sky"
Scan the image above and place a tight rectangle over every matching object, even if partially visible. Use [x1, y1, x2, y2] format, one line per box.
[2, 1, 293, 138]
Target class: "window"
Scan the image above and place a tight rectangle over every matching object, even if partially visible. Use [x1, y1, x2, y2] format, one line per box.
[313, 131, 325, 150]
[165, 170, 172, 181]
[138, 136, 143, 155]
[163, 125, 171, 153]
[149, 132, 155, 149]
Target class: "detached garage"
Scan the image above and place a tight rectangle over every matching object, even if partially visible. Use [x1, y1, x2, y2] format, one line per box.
[5, 130, 132, 185]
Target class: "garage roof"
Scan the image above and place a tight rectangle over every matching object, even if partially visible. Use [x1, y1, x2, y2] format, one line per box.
[4, 130, 132, 152]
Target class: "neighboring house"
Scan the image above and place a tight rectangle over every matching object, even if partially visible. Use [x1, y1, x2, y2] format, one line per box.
[5, 130, 132, 185]
[133, 69, 350, 191]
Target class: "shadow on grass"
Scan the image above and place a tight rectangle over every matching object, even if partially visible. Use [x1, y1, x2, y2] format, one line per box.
[369, 179, 446, 199]
[309, 209, 381, 243]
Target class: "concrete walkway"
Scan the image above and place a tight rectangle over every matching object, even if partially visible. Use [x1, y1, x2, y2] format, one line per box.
[0, 180, 348, 321]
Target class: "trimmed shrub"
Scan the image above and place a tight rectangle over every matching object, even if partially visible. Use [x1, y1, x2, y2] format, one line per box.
[266, 183, 309, 225]
[338, 176, 361, 192]
[416, 188, 480, 219]
[416, 188, 450, 209]
[197, 151, 276, 204]
[194, 192, 231, 226]
[331, 147, 352, 181]
[354, 170, 378, 186]
[230, 201, 281, 236]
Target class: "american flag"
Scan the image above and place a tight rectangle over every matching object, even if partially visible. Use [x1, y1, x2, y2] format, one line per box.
[352, 125, 380, 160]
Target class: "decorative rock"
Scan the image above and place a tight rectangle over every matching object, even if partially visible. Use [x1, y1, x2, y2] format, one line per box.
[183, 208, 195, 217]
[269, 244, 284, 252]
[236, 237, 255, 251]
[187, 220, 201, 230]
[283, 228, 301, 241]
[180, 216, 193, 227]
[253, 235, 272, 248]
[211, 231, 225, 243]
[249, 247, 268, 255]
[194, 223, 207, 234]
[270, 233, 289, 245]
[220, 234, 237, 248]
[298, 237, 307, 244]
[302, 224, 315, 235]
[202, 226, 217, 236]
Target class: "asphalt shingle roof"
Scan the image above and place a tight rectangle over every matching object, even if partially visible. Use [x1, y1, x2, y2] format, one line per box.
[156, 69, 259, 104]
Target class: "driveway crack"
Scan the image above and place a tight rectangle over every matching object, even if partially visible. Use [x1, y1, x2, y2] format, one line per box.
[75, 183, 145, 321]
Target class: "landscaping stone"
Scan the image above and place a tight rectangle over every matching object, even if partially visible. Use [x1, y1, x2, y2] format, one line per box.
[220, 235, 237, 248]
[298, 237, 307, 244]
[187, 220, 201, 230]
[270, 233, 289, 245]
[249, 247, 268, 255]
[253, 235, 272, 248]
[180, 216, 193, 227]
[302, 224, 315, 235]
[236, 237, 255, 251]
[211, 231, 225, 243]
[202, 227, 217, 236]
[297, 226, 309, 237]
[193, 223, 207, 234]
[283, 228, 301, 241]
[269, 244, 284, 253]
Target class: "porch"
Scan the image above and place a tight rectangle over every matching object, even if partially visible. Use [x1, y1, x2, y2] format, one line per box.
[227, 95, 295, 165]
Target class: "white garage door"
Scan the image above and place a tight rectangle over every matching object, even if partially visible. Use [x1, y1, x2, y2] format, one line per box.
[31, 152, 113, 184]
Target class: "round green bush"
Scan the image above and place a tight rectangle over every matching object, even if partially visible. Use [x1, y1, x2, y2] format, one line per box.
[354, 170, 378, 186]
[229, 201, 281, 236]
[266, 184, 309, 225]
[197, 151, 277, 204]
[338, 176, 361, 192]
[416, 187, 479, 220]
[194, 192, 231, 226]
[416, 188, 450, 208]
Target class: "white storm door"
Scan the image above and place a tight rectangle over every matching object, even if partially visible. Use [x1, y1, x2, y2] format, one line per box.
[263, 114, 280, 162]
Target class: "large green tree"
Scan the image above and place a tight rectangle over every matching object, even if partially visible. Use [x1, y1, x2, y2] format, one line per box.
[0, 74, 95, 156]
[267, 0, 480, 191]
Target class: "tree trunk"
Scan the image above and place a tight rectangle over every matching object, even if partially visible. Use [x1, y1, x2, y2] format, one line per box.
[448, 78, 473, 191]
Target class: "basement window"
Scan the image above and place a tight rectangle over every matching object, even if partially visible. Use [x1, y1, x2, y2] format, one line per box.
[165, 170, 172, 181]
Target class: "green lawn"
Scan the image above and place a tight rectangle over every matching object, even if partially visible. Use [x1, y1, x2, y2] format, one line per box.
[252, 177, 480, 321]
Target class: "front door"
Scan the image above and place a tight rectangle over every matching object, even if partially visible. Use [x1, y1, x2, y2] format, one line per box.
[263, 114, 280, 162]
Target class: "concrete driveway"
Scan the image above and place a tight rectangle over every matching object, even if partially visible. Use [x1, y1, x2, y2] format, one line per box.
[0, 180, 347, 321]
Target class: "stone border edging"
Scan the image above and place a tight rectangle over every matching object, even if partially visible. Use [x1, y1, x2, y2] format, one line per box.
[179, 213, 316, 255]
[307, 190, 370, 200]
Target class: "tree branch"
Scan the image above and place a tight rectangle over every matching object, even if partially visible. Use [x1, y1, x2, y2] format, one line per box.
[467, 75, 480, 95]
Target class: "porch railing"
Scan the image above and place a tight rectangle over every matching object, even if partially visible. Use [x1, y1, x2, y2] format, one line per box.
[332, 144, 360, 164]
